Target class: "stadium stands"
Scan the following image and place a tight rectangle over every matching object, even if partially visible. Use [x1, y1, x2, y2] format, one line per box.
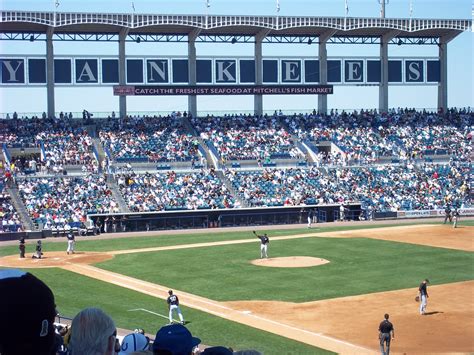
[0, 108, 472, 231]
[16, 174, 119, 229]
[116, 169, 238, 211]
[39, 128, 94, 166]
[285, 108, 473, 163]
[0, 183, 23, 232]
[226, 163, 471, 210]
[99, 115, 200, 163]
[191, 114, 304, 161]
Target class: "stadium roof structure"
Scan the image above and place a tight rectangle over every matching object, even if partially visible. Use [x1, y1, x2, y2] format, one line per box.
[0, 11, 471, 44]
[0, 10, 471, 118]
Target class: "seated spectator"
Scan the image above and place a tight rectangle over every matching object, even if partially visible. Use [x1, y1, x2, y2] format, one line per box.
[68, 307, 120, 355]
[0, 269, 58, 355]
[152, 324, 200, 355]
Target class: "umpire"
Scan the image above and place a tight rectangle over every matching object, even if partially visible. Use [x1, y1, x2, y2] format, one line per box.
[378, 313, 394, 355]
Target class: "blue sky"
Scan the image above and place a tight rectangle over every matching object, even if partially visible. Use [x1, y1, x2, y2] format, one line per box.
[0, 0, 472, 117]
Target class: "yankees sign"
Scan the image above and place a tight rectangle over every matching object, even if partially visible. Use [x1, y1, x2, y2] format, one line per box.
[0, 56, 441, 86]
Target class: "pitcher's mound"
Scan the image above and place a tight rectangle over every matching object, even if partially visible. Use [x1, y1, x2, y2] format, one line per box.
[251, 256, 329, 268]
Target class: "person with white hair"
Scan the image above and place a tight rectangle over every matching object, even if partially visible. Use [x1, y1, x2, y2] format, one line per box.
[68, 307, 120, 355]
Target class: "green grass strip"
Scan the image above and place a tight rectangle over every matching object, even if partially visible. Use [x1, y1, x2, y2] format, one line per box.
[96, 237, 474, 302]
[22, 268, 333, 355]
[0, 219, 457, 257]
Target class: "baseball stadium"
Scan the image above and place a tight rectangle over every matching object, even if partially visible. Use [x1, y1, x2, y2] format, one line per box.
[0, 1, 473, 354]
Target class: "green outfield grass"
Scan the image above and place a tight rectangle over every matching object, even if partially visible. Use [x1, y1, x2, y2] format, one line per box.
[26, 268, 331, 355]
[0, 220, 472, 354]
[0, 220, 454, 257]
[95, 236, 474, 302]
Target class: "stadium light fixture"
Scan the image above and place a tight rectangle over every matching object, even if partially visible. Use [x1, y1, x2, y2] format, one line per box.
[231, 37, 237, 44]
[378, 0, 389, 18]
[417, 39, 423, 45]
[397, 38, 403, 46]
[136, 36, 141, 43]
[307, 38, 312, 45]
[29, 34, 35, 42]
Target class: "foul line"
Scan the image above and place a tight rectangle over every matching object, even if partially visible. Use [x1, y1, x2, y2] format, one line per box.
[128, 308, 169, 321]
[62, 263, 375, 354]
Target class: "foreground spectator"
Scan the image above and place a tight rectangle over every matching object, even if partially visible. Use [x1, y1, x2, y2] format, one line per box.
[119, 332, 150, 354]
[68, 307, 119, 355]
[0, 269, 58, 355]
[152, 324, 201, 355]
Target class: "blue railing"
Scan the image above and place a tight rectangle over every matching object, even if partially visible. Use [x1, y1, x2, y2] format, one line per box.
[303, 140, 319, 154]
[92, 145, 100, 162]
[206, 140, 221, 160]
[39, 140, 46, 161]
[2, 143, 11, 166]
[198, 144, 207, 158]
[104, 147, 112, 160]
[295, 141, 308, 155]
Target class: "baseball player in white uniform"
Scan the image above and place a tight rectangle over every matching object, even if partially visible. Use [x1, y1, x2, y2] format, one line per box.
[452, 209, 460, 228]
[66, 232, 75, 254]
[253, 231, 269, 258]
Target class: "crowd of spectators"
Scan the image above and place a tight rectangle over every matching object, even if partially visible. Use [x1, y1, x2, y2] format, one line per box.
[192, 114, 303, 161]
[117, 169, 238, 211]
[0, 183, 23, 232]
[225, 167, 326, 207]
[227, 162, 471, 212]
[17, 174, 119, 228]
[285, 107, 473, 162]
[0, 116, 78, 148]
[38, 128, 94, 166]
[1, 109, 471, 231]
[99, 115, 200, 162]
[0, 116, 97, 173]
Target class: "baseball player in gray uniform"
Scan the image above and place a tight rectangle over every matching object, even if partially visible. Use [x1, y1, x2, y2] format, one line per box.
[167, 290, 185, 324]
[253, 231, 269, 258]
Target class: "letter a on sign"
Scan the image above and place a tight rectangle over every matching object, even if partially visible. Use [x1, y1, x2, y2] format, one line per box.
[76, 59, 98, 83]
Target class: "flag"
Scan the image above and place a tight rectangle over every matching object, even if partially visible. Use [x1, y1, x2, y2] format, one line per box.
[206, 0, 210, 8]
[276, 0, 280, 13]
[345, 0, 349, 16]
[55, 0, 60, 8]
[131, 2, 136, 12]
[409, 0, 413, 17]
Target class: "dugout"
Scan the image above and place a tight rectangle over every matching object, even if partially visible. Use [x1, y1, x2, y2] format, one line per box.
[88, 204, 362, 232]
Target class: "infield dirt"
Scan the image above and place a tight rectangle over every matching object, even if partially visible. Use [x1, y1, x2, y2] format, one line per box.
[1, 224, 472, 354]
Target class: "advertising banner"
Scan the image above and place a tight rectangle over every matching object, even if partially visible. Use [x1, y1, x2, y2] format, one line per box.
[113, 85, 334, 96]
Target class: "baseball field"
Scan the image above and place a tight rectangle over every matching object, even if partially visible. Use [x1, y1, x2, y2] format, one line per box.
[1, 219, 473, 354]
